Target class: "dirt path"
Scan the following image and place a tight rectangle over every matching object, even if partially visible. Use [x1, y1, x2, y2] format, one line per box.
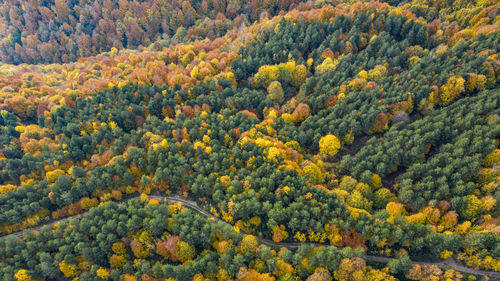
[2, 195, 499, 279]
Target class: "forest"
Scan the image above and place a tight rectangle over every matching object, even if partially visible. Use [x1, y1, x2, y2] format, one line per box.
[0, 0, 498, 280]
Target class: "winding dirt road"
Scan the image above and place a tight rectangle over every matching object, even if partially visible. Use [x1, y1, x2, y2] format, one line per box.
[2, 195, 499, 279]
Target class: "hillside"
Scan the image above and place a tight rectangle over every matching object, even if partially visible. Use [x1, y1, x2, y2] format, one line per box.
[0, 0, 499, 280]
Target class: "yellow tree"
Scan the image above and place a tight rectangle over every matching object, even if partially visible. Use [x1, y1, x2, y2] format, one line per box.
[267, 81, 285, 104]
[14, 270, 34, 281]
[96, 268, 110, 279]
[306, 268, 332, 281]
[109, 254, 127, 269]
[177, 241, 195, 262]
[315, 57, 339, 75]
[302, 162, 325, 184]
[59, 260, 78, 278]
[254, 65, 278, 87]
[240, 235, 259, 254]
[272, 224, 289, 242]
[438, 76, 465, 105]
[292, 64, 308, 87]
[319, 134, 341, 157]
[462, 194, 482, 220]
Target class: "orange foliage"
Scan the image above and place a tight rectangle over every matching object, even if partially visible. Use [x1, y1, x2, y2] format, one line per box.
[130, 240, 150, 259]
[292, 103, 311, 123]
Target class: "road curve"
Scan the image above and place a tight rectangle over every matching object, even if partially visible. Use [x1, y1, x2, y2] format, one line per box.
[1, 194, 499, 279]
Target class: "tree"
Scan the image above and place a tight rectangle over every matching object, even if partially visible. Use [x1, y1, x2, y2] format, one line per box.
[306, 268, 332, 281]
[438, 76, 465, 105]
[96, 268, 110, 279]
[387, 255, 412, 275]
[130, 240, 150, 258]
[177, 241, 195, 262]
[272, 225, 289, 242]
[303, 162, 325, 184]
[292, 103, 311, 123]
[59, 260, 78, 277]
[254, 65, 278, 87]
[292, 65, 308, 87]
[240, 235, 259, 254]
[461, 194, 482, 220]
[267, 81, 285, 104]
[319, 134, 341, 157]
[109, 254, 126, 269]
[14, 269, 34, 281]
[369, 113, 388, 133]
[315, 57, 339, 75]
[334, 257, 366, 281]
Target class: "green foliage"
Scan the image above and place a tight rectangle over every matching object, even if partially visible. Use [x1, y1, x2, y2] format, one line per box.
[0, 1, 498, 279]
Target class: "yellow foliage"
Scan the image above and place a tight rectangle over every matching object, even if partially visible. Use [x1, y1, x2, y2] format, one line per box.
[347, 190, 372, 211]
[439, 76, 465, 105]
[315, 57, 339, 75]
[368, 64, 387, 81]
[204, 146, 212, 154]
[276, 61, 296, 83]
[304, 192, 313, 200]
[14, 269, 34, 281]
[284, 140, 302, 153]
[365, 268, 397, 281]
[220, 175, 231, 188]
[96, 267, 110, 279]
[348, 206, 371, 220]
[0, 184, 17, 194]
[482, 149, 500, 167]
[177, 240, 196, 262]
[292, 64, 308, 87]
[123, 274, 137, 281]
[254, 65, 278, 87]
[267, 147, 281, 163]
[272, 225, 289, 242]
[371, 173, 382, 189]
[319, 134, 341, 157]
[266, 109, 278, 119]
[15, 125, 25, 133]
[46, 169, 65, 183]
[359, 70, 368, 79]
[190, 66, 199, 78]
[283, 186, 291, 195]
[240, 235, 259, 254]
[267, 81, 285, 104]
[440, 250, 453, 259]
[59, 260, 78, 278]
[255, 138, 273, 148]
[332, 188, 350, 203]
[149, 199, 160, 205]
[281, 113, 293, 123]
[481, 196, 496, 212]
[203, 135, 211, 144]
[462, 194, 482, 220]
[221, 206, 234, 223]
[112, 242, 126, 255]
[455, 221, 471, 235]
[293, 231, 306, 242]
[406, 213, 426, 224]
[302, 162, 324, 184]
[386, 202, 406, 216]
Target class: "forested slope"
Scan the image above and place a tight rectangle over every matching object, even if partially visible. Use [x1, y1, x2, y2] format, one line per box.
[0, 0, 498, 280]
[0, 0, 307, 64]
